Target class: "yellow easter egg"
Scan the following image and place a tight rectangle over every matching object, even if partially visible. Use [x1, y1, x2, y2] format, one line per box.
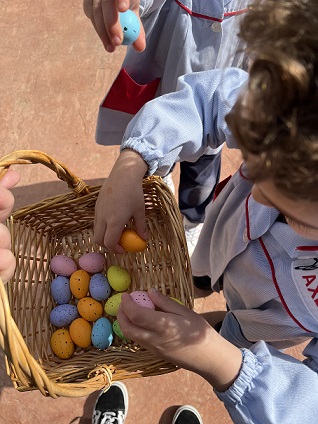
[50, 329, 75, 359]
[107, 265, 131, 292]
[119, 228, 147, 252]
[69, 317, 92, 348]
[70, 269, 90, 299]
[170, 297, 184, 305]
[77, 296, 103, 321]
[104, 293, 123, 316]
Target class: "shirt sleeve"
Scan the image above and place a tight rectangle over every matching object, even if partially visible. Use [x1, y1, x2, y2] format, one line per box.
[120, 68, 248, 176]
[215, 339, 318, 423]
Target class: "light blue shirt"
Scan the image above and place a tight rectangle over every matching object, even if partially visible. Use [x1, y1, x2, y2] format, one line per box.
[121, 68, 318, 423]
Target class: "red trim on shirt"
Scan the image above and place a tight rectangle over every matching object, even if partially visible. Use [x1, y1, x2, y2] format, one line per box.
[245, 193, 252, 241]
[174, 0, 248, 22]
[259, 237, 311, 332]
[296, 246, 318, 251]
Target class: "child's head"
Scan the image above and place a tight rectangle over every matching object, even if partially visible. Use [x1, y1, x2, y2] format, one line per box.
[226, 0, 318, 204]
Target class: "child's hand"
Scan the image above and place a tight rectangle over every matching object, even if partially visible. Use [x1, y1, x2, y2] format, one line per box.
[94, 149, 148, 253]
[83, 0, 146, 52]
[0, 169, 20, 283]
[117, 289, 243, 392]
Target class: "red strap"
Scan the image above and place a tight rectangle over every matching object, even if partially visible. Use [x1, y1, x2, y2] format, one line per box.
[102, 68, 161, 115]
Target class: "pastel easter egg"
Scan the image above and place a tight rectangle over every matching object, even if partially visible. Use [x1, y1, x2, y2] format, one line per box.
[104, 293, 123, 316]
[50, 255, 77, 276]
[77, 297, 103, 321]
[107, 266, 131, 292]
[51, 276, 72, 304]
[79, 252, 106, 273]
[91, 317, 113, 349]
[69, 318, 92, 348]
[130, 291, 155, 309]
[50, 304, 79, 327]
[50, 329, 75, 359]
[119, 228, 147, 252]
[119, 10, 140, 45]
[113, 319, 129, 341]
[89, 273, 112, 301]
[70, 269, 90, 299]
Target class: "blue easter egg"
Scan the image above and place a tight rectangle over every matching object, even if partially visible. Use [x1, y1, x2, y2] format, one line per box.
[50, 304, 79, 327]
[91, 317, 113, 349]
[89, 273, 112, 301]
[51, 276, 72, 304]
[119, 10, 140, 45]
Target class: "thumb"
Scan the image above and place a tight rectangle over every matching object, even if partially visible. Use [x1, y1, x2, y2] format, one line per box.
[147, 289, 186, 314]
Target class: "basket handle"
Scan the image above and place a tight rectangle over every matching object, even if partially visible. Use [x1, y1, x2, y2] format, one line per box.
[0, 150, 90, 196]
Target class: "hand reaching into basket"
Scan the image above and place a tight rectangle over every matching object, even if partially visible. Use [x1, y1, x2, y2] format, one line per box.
[117, 288, 243, 393]
[0, 169, 20, 283]
[83, 0, 146, 52]
[94, 149, 148, 252]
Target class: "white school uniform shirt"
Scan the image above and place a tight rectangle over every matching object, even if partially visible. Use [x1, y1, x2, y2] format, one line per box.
[96, 0, 249, 145]
[121, 67, 318, 423]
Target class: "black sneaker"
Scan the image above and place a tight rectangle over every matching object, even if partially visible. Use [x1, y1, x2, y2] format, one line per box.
[192, 275, 212, 290]
[172, 405, 203, 424]
[92, 381, 128, 424]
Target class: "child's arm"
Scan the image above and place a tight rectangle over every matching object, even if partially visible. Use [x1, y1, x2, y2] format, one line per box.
[94, 149, 148, 252]
[94, 67, 248, 251]
[118, 289, 318, 423]
[0, 169, 20, 282]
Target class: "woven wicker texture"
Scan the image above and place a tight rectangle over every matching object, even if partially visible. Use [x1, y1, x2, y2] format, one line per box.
[0, 150, 193, 398]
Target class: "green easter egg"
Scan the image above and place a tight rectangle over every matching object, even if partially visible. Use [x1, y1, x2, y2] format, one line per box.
[113, 319, 129, 340]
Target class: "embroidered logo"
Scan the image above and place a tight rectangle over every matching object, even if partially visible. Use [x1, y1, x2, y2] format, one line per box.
[292, 258, 318, 308]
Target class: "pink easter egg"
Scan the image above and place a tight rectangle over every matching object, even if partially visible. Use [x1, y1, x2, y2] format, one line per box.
[130, 291, 155, 309]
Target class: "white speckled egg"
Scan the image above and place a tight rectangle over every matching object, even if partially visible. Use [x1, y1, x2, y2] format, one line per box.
[130, 291, 155, 309]
[51, 276, 72, 304]
[78, 252, 106, 273]
[50, 304, 79, 327]
[91, 317, 113, 349]
[50, 255, 78, 276]
[89, 273, 112, 301]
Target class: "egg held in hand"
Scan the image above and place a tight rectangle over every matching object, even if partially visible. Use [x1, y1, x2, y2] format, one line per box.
[130, 291, 155, 309]
[119, 10, 140, 45]
[119, 228, 147, 252]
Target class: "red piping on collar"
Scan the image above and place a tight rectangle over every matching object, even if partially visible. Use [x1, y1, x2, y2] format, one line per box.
[296, 246, 318, 251]
[174, 0, 248, 22]
[245, 193, 252, 241]
[259, 237, 311, 333]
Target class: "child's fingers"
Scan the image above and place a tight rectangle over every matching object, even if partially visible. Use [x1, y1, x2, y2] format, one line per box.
[147, 288, 188, 315]
[0, 188, 15, 222]
[0, 169, 20, 189]
[119, 292, 160, 331]
[0, 249, 16, 283]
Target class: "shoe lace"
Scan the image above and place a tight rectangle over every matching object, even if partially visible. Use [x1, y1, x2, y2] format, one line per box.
[95, 411, 125, 424]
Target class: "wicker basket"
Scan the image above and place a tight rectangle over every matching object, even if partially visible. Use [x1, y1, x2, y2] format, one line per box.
[0, 150, 193, 398]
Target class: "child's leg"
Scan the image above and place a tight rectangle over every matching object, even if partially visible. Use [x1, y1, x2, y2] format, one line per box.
[178, 152, 222, 224]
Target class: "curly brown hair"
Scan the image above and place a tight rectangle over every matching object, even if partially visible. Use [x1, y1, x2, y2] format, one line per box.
[226, 0, 318, 201]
